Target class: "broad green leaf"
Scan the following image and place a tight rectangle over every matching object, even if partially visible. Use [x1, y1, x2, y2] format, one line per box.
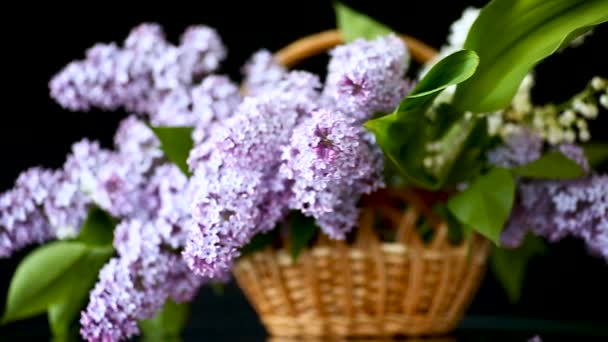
[365, 50, 479, 189]
[511, 151, 586, 179]
[149, 126, 194, 176]
[140, 300, 190, 340]
[240, 229, 277, 257]
[453, 0, 608, 112]
[491, 234, 547, 303]
[48, 246, 113, 336]
[289, 212, 318, 262]
[75, 206, 116, 246]
[334, 2, 392, 42]
[582, 143, 608, 168]
[2, 242, 88, 324]
[396, 50, 479, 114]
[447, 168, 516, 245]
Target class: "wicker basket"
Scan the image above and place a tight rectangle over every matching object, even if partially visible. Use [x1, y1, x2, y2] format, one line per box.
[233, 30, 490, 338]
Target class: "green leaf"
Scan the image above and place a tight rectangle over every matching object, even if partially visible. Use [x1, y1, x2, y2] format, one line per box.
[365, 50, 479, 189]
[511, 151, 586, 179]
[447, 168, 516, 245]
[453, 0, 608, 112]
[289, 212, 318, 262]
[149, 126, 194, 176]
[334, 2, 393, 42]
[582, 143, 608, 168]
[47, 246, 113, 336]
[491, 234, 547, 303]
[2, 242, 88, 324]
[240, 229, 277, 257]
[75, 206, 116, 246]
[140, 300, 190, 340]
[405, 51, 479, 103]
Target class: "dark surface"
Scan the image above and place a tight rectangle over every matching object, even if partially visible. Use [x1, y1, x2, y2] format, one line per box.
[1, 1, 607, 341]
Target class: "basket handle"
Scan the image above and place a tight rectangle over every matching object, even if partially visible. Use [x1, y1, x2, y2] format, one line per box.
[274, 29, 437, 68]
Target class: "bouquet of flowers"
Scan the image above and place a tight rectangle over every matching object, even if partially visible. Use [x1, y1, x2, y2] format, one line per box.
[1, 1, 607, 341]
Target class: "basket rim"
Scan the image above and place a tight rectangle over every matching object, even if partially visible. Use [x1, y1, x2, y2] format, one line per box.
[274, 29, 438, 68]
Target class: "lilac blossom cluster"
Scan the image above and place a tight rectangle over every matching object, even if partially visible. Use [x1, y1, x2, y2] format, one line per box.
[324, 34, 411, 121]
[81, 218, 203, 341]
[503, 174, 608, 259]
[491, 134, 607, 259]
[49, 23, 242, 145]
[49, 23, 225, 123]
[184, 35, 407, 278]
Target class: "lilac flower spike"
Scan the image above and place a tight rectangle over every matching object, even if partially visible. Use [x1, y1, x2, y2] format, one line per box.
[241, 49, 287, 95]
[500, 143, 607, 258]
[184, 72, 321, 278]
[0, 168, 58, 257]
[324, 34, 410, 121]
[487, 129, 543, 168]
[49, 23, 226, 122]
[81, 219, 203, 342]
[281, 108, 384, 238]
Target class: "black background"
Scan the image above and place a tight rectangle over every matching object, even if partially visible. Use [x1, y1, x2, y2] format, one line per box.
[1, 1, 607, 341]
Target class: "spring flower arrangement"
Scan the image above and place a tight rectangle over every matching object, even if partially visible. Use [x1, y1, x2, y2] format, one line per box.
[1, 1, 607, 340]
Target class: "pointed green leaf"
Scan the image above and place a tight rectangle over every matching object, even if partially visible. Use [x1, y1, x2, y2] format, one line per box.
[334, 2, 393, 42]
[511, 151, 586, 179]
[404, 50, 479, 104]
[289, 212, 318, 262]
[48, 246, 113, 336]
[582, 143, 608, 168]
[75, 206, 116, 246]
[149, 126, 194, 176]
[365, 50, 479, 189]
[140, 300, 190, 340]
[447, 168, 516, 245]
[453, 0, 608, 112]
[491, 234, 547, 303]
[2, 242, 88, 324]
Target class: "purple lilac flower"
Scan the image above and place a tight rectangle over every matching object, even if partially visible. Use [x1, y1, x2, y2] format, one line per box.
[502, 175, 608, 259]
[323, 34, 410, 121]
[487, 129, 543, 168]
[184, 72, 321, 278]
[241, 49, 287, 96]
[191, 75, 242, 144]
[63, 139, 145, 219]
[0, 168, 58, 257]
[144, 164, 191, 248]
[113, 115, 163, 173]
[49, 23, 226, 124]
[281, 108, 384, 238]
[81, 219, 204, 342]
[556, 143, 590, 172]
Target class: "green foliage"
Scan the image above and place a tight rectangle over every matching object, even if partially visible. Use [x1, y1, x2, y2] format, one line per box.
[334, 2, 393, 42]
[289, 212, 318, 262]
[582, 143, 608, 168]
[76, 206, 116, 246]
[511, 151, 586, 179]
[47, 246, 113, 336]
[2, 207, 115, 338]
[453, 0, 608, 112]
[149, 126, 194, 176]
[140, 300, 190, 341]
[365, 50, 479, 189]
[447, 168, 516, 245]
[2, 242, 89, 324]
[491, 234, 547, 303]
